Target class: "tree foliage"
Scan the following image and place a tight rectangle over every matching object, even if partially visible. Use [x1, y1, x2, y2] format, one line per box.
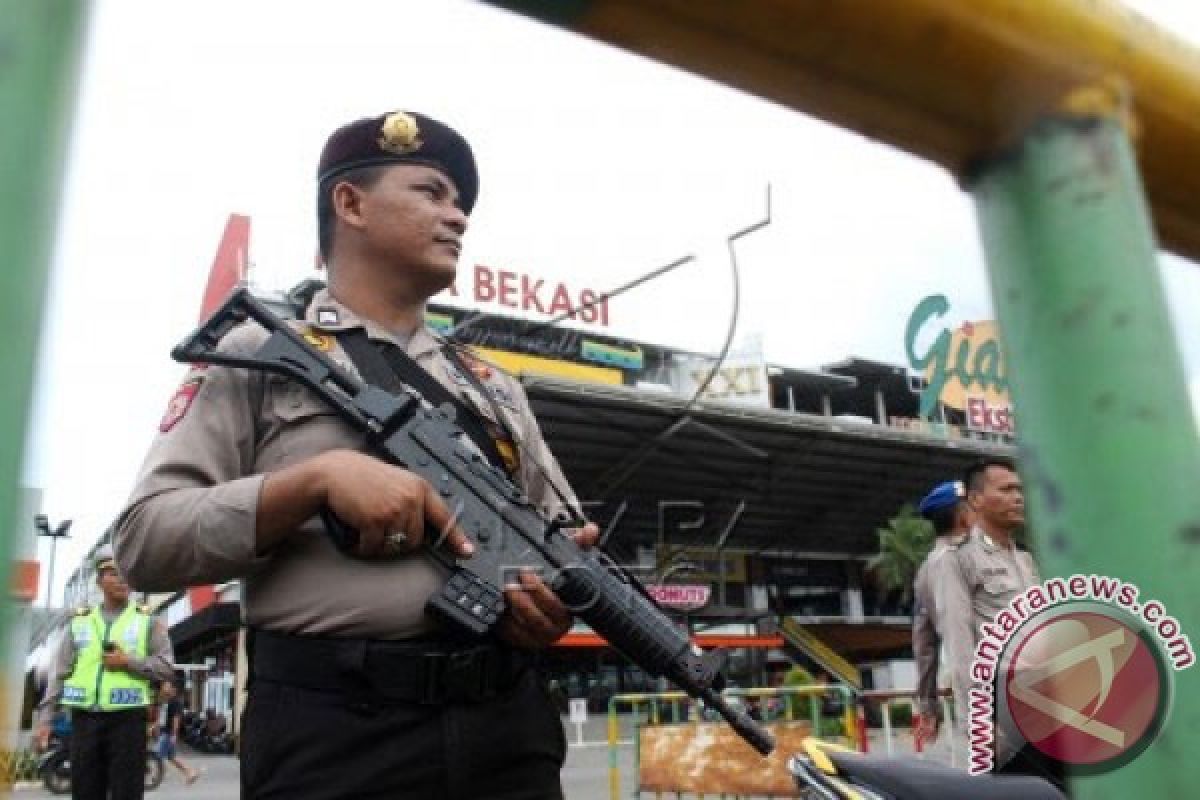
[866, 504, 935, 601]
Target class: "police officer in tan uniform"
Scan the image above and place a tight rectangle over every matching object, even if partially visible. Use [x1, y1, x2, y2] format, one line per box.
[115, 110, 598, 799]
[910, 480, 972, 750]
[933, 458, 1048, 777]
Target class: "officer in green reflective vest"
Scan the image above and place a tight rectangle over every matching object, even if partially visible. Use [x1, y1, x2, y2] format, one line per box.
[37, 546, 175, 800]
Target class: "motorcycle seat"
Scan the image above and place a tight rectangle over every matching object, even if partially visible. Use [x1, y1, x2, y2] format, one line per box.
[826, 751, 1066, 800]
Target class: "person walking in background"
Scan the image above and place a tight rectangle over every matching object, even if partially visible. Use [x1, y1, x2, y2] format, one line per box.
[155, 681, 199, 786]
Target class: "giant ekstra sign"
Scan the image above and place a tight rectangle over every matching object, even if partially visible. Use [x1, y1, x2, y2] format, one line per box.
[905, 294, 1014, 435]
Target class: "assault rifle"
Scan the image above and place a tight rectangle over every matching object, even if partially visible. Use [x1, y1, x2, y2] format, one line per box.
[173, 289, 774, 756]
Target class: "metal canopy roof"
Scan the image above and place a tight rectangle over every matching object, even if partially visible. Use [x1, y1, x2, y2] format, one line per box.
[523, 376, 1012, 557]
[488, 0, 1200, 262]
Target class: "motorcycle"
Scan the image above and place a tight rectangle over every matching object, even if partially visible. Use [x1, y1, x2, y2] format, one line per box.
[37, 734, 165, 795]
[789, 738, 1067, 800]
[181, 709, 235, 754]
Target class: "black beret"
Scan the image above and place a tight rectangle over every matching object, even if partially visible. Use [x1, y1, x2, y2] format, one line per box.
[317, 111, 478, 213]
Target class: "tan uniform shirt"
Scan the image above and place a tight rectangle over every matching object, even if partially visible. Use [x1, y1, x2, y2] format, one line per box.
[38, 608, 175, 725]
[115, 288, 579, 640]
[911, 534, 964, 716]
[932, 527, 1038, 737]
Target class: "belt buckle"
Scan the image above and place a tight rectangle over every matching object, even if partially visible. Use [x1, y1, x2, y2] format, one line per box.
[420, 652, 447, 705]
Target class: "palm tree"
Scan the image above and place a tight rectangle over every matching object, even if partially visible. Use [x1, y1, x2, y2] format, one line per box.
[867, 505, 935, 602]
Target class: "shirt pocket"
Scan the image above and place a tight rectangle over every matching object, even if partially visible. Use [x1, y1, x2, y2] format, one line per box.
[269, 378, 338, 421]
[261, 378, 361, 466]
[981, 572, 1021, 597]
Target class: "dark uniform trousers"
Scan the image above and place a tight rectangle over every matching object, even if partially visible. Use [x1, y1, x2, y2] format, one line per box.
[241, 631, 567, 800]
[70, 708, 148, 800]
[992, 675, 1068, 792]
[994, 738, 1068, 790]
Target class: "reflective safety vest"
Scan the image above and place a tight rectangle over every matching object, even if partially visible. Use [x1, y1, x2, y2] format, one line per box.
[61, 604, 152, 711]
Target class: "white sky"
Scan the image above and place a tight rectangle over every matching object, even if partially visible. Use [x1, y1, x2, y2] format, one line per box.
[20, 0, 1200, 604]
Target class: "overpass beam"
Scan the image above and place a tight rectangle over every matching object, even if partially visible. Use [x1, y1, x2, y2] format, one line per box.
[969, 99, 1200, 793]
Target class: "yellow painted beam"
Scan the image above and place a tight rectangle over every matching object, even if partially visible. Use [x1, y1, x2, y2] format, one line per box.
[489, 0, 1200, 261]
[471, 345, 623, 384]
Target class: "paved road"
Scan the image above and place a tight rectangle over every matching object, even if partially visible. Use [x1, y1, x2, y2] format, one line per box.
[14, 716, 948, 798]
[15, 746, 631, 800]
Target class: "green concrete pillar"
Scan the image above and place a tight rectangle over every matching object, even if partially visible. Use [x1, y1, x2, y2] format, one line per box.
[0, 0, 87, 746]
[971, 113, 1200, 795]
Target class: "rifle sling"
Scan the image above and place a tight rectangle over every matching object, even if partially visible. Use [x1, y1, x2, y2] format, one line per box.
[333, 329, 509, 475]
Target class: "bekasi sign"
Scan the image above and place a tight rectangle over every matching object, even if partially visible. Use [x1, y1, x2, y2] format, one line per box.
[905, 294, 1014, 434]
[443, 265, 612, 327]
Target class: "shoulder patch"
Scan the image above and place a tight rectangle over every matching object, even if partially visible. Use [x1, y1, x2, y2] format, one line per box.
[159, 376, 204, 433]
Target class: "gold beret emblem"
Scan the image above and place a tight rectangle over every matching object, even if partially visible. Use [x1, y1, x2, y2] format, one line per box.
[378, 111, 423, 155]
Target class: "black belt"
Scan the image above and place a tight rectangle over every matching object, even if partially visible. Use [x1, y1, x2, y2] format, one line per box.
[250, 629, 530, 706]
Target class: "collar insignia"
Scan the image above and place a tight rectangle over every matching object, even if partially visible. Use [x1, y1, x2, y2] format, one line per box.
[303, 328, 333, 352]
[316, 307, 340, 326]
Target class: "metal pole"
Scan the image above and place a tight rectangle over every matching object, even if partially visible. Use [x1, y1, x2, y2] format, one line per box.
[45, 537, 57, 609]
[0, 0, 87, 765]
[970, 103, 1200, 796]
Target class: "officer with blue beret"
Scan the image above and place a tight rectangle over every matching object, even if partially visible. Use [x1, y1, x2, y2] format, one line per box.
[117, 111, 599, 799]
[911, 480, 972, 749]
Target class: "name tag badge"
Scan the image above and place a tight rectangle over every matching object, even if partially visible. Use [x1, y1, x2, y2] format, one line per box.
[62, 687, 86, 703]
[109, 688, 144, 706]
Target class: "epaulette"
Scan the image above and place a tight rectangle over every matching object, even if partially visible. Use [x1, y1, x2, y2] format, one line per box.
[75, 606, 90, 616]
[947, 532, 969, 548]
[137, 603, 151, 614]
[285, 278, 327, 318]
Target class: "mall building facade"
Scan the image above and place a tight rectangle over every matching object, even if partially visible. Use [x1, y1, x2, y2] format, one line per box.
[111, 283, 1015, 731]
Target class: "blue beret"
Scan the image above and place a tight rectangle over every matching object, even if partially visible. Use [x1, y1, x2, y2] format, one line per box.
[317, 111, 478, 213]
[917, 481, 965, 516]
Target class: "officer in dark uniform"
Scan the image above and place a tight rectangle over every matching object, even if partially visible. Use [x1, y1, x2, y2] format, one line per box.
[115, 111, 599, 799]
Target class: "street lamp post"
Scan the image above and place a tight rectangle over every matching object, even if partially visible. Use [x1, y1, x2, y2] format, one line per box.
[34, 515, 72, 609]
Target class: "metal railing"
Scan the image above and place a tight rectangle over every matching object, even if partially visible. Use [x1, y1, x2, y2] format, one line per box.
[858, 688, 959, 767]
